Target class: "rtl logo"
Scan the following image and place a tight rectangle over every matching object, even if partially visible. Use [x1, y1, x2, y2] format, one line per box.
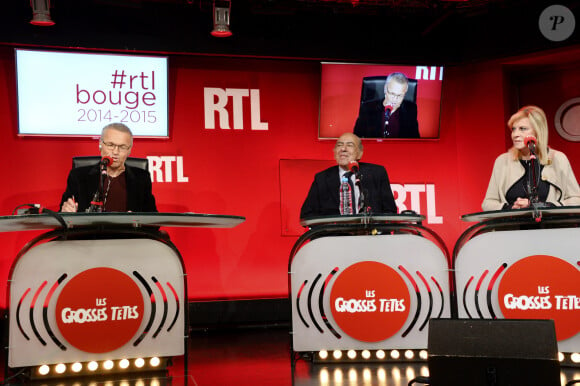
[203, 88, 269, 130]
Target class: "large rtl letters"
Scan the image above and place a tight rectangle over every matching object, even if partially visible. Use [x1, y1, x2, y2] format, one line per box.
[204, 87, 268, 131]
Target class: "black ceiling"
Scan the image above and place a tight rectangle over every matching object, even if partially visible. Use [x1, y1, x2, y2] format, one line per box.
[2, 0, 580, 64]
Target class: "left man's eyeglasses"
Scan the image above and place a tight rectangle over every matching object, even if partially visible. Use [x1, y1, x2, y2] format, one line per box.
[101, 141, 131, 152]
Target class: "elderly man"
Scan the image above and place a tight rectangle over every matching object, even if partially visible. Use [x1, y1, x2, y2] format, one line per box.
[354, 72, 419, 138]
[60, 123, 157, 212]
[300, 132, 397, 218]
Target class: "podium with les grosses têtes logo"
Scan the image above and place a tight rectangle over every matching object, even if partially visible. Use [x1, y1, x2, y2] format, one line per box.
[2, 212, 244, 376]
[289, 213, 451, 355]
[454, 207, 580, 355]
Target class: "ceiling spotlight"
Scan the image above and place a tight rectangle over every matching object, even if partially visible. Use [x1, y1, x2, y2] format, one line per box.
[30, 0, 55, 26]
[211, 0, 232, 38]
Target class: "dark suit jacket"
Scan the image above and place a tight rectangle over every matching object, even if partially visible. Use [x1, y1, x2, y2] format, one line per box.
[60, 164, 157, 212]
[354, 99, 419, 138]
[300, 162, 397, 219]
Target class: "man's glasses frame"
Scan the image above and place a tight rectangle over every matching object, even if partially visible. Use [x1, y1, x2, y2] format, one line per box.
[101, 141, 131, 152]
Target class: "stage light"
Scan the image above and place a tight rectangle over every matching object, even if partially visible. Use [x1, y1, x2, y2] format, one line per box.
[87, 361, 98, 371]
[119, 359, 130, 369]
[571, 352, 580, 363]
[135, 358, 145, 368]
[559, 352, 565, 361]
[38, 365, 50, 376]
[103, 360, 114, 370]
[150, 357, 161, 367]
[55, 363, 66, 374]
[71, 362, 82, 373]
[310, 348, 429, 363]
[30, 0, 55, 26]
[211, 0, 232, 37]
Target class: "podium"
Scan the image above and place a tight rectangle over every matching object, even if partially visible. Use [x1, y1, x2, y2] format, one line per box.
[2, 212, 244, 376]
[289, 214, 451, 356]
[454, 207, 580, 356]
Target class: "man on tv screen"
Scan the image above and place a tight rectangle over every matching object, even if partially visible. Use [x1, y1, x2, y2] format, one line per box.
[353, 72, 419, 139]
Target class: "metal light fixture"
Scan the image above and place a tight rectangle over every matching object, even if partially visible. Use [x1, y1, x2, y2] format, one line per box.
[30, 0, 55, 26]
[211, 0, 232, 37]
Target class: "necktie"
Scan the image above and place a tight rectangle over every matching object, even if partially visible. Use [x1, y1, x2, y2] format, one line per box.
[339, 171, 356, 215]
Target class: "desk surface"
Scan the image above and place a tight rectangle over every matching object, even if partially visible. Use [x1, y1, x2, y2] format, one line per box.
[0, 212, 246, 233]
[461, 206, 580, 222]
[300, 213, 425, 227]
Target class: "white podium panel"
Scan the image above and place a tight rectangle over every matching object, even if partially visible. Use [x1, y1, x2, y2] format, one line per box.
[455, 227, 580, 353]
[290, 233, 450, 352]
[9, 238, 185, 367]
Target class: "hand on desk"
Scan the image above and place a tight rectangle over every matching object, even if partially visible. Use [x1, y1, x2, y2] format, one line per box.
[511, 197, 530, 210]
[61, 198, 78, 212]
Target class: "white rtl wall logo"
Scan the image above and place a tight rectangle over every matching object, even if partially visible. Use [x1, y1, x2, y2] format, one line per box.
[415, 66, 444, 81]
[391, 184, 443, 224]
[147, 156, 189, 183]
[204, 88, 269, 130]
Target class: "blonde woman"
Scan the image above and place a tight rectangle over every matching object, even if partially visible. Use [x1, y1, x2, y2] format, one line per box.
[482, 105, 580, 211]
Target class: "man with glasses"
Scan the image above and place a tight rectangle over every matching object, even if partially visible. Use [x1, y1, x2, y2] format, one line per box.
[354, 72, 419, 139]
[300, 132, 397, 219]
[60, 123, 157, 212]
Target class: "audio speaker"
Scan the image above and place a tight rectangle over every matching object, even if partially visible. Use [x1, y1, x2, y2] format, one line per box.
[428, 319, 560, 386]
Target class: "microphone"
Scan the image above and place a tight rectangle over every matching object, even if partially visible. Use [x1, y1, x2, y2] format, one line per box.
[348, 161, 359, 174]
[384, 104, 393, 120]
[100, 156, 113, 177]
[101, 156, 114, 167]
[524, 136, 537, 158]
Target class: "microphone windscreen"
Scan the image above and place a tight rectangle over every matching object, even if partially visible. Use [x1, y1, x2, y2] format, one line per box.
[349, 161, 359, 173]
[101, 156, 114, 166]
[524, 136, 537, 146]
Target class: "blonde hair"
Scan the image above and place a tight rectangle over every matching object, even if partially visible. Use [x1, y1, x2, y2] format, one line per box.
[507, 105, 549, 164]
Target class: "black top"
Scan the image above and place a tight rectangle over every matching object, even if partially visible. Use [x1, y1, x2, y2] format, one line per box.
[60, 163, 157, 212]
[354, 99, 419, 139]
[504, 160, 549, 209]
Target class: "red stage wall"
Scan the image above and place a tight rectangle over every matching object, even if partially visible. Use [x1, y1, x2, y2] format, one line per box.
[1, 47, 579, 307]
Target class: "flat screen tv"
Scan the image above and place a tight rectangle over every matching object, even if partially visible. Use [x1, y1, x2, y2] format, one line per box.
[319, 62, 443, 140]
[16, 49, 169, 137]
